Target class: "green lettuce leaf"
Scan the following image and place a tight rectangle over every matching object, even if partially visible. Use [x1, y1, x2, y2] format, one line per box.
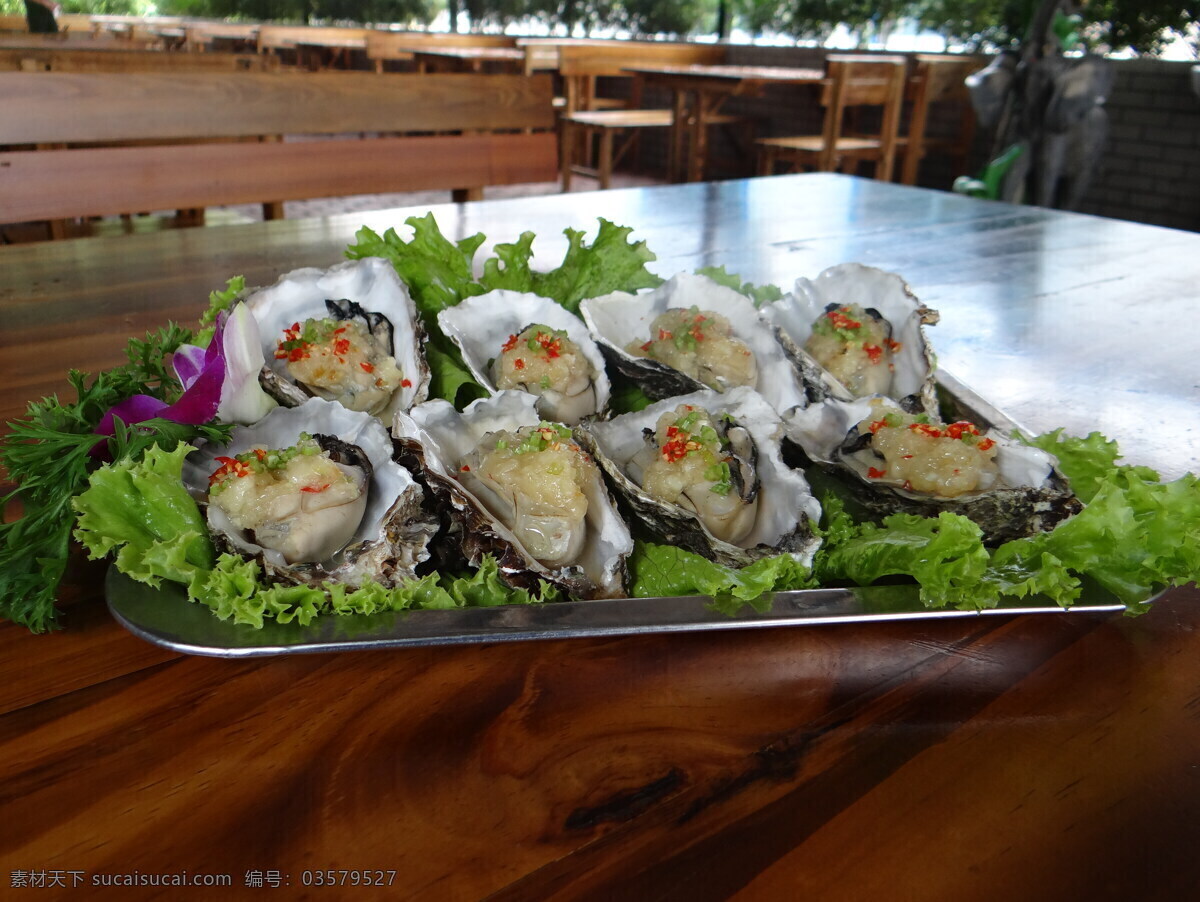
[185, 552, 562, 629]
[1022, 428, 1157, 504]
[195, 276, 247, 348]
[523, 220, 663, 314]
[696, 265, 784, 307]
[815, 511, 992, 610]
[346, 214, 487, 321]
[72, 443, 214, 589]
[629, 540, 814, 607]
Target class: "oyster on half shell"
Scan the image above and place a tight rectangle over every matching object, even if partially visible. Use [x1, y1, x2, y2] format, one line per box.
[183, 398, 437, 588]
[784, 396, 1081, 544]
[437, 290, 611, 425]
[244, 257, 430, 421]
[577, 386, 822, 569]
[760, 263, 940, 415]
[580, 273, 808, 416]
[393, 391, 634, 599]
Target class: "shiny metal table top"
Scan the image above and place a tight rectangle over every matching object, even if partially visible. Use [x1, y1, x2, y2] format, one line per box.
[3, 173, 1196, 478]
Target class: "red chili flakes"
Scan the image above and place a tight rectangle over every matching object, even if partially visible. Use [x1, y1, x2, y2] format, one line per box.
[863, 343, 883, 364]
[661, 439, 690, 463]
[253, 448, 267, 462]
[978, 438, 996, 451]
[657, 328, 673, 342]
[513, 358, 525, 370]
[300, 483, 330, 494]
[275, 322, 311, 362]
[360, 361, 375, 374]
[887, 339, 902, 353]
[869, 419, 891, 434]
[910, 423, 943, 438]
[640, 341, 653, 352]
[460, 464, 470, 472]
[501, 333, 520, 353]
[535, 331, 562, 359]
[400, 378, 412, 388]
[944, 421, 981, 440]
[867, 467, 887, 479]
[209, 456, 252, 485]
[827, 308, 861, 331]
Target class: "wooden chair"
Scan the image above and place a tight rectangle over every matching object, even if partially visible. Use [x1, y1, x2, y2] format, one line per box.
[898, 53, 985, 185]
[556, 41, 746, 189]
[756, 55, 906, 182]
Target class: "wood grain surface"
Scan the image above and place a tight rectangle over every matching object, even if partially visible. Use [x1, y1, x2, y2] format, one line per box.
[1, 174, 1198, 900]
[0, 71, 556, 144]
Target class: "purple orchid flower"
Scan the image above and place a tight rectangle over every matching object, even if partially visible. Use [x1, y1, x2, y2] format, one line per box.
[93, 303, 276, 453]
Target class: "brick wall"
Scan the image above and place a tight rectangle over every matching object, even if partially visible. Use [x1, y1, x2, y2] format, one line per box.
[613, 47, 1200, 233]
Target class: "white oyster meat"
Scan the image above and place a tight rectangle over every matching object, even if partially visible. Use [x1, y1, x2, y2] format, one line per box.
[243, 257, 430, 421]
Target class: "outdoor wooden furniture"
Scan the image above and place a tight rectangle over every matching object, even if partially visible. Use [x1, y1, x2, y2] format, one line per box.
[0, 71, 557, 239]
[0, 13, 28, 31]
[628, 63, 826, 182]
[2, 173, 1198, 899]
[364, 30, 519, 73]
[408, 45, 526, 74]
[756, 55, 907, 181]
[0, 31, 162, 51]
[0, 46, 280, 72]
[182, 22, 260, 53]
[255, 24, 371, 66]
[557, 40, 727, 115]
[898, 53, 987, 184]
[560, 108, 677, 189]
[556, 42, 746, 188]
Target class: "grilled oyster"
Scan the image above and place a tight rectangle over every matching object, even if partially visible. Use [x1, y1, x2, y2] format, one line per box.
[580, 273, 807, 416]
[244, 258, 430, 421]
[784, 397, 1081, 544]
[393, 391, 633, 599]
[437, 290, 610, 425]
[577, 386, 822, 569]
[182, 398, 437, 588]
[761, 263, 939, 415]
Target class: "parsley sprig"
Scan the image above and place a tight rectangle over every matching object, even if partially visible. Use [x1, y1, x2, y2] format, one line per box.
[0, 326, 231, 632]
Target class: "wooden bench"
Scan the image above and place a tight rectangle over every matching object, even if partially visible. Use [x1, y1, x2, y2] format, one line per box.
[0, 46, 281, 72]
[0, 70, 558, 239]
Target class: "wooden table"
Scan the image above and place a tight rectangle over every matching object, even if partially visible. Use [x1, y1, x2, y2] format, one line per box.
[2, 174, 1199, 899]
[627, 64, 825, 182]
[409, 45, 526, 74]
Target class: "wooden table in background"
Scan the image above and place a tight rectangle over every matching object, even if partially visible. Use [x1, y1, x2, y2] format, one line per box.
[2, 174, 1199, 900]
[408, 45, 526, 74]
[627, 64, 825, 182]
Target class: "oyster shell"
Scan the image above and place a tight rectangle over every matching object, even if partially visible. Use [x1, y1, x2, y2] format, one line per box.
[580, 272, 808, 415]
[244, 257, 430, 421]
[784, 397, 1081, 544]
[437, 290, 611, 425]
[183, 398, 437, 588]
[760, 263, 939, 414]
[393, 391, 633, 599]
[577, 385, 822, 569]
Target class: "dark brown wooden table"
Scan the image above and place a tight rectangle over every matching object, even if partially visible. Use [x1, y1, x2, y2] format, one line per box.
[2, 174, 1198, 900]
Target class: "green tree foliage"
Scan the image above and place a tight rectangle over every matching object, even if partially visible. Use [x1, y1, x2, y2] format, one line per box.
[910, 0, 1198, 55]
[616, 0, 707, 37]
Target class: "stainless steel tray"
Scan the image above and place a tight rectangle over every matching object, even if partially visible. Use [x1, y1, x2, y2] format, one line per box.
[105, 568, 1126, 657]
[104, 371, 1129, 657]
